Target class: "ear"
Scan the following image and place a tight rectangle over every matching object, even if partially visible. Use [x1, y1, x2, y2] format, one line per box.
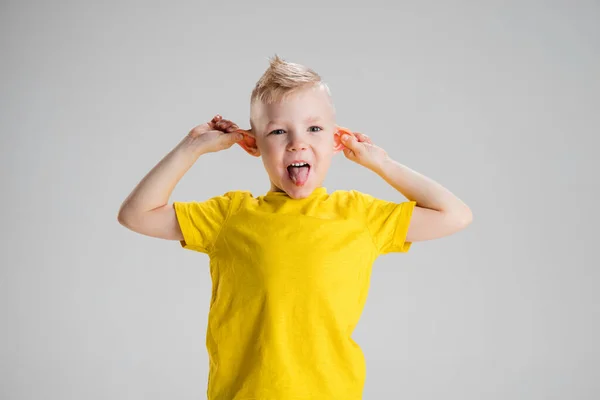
[234, 129, 260, 157]
[333, 125, 352, 153]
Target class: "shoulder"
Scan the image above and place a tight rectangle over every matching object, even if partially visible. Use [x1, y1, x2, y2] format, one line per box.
[175, 190, 254, 213]
[325, 189, 376, 215]
[207, 189, 255, 201]
[220, 190, 253, 200]
[329, 189, 373, 205]
[220, 189, 258, 212]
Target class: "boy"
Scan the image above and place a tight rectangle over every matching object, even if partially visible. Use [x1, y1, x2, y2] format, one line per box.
[118, 55, 472, 399]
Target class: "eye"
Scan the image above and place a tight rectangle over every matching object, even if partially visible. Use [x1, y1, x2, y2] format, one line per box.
[270, 129, 285, 135]
[309, 126, 323, 132]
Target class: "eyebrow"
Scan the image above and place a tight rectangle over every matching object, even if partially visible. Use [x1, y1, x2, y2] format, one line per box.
[304, 116, 322, 123]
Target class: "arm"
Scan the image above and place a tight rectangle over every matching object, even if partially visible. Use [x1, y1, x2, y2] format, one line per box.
[117, 115, 244, 240]
[374, 157, 473, 242]
[339, 132, 473, 243]
[117, 137, 201, 241]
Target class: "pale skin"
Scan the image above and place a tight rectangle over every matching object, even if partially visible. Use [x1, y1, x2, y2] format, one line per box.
[117, 85, 472, 243]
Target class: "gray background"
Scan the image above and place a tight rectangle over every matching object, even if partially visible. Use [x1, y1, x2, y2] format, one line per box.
[2, 1, 598, 399]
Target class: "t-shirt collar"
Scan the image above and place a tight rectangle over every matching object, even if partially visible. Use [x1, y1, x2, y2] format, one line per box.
[264, 186, 328, 199]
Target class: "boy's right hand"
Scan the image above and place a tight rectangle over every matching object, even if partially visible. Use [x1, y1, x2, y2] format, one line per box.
[186, 115, 245, 154]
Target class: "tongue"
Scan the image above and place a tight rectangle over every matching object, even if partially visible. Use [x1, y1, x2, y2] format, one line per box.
[288, 166, 310, 186]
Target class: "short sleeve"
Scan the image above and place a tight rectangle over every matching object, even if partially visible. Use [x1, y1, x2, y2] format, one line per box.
[354, 191, 416, 254]
[172, 192, 236, 253]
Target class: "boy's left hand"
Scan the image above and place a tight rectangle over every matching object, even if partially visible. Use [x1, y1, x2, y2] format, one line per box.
[340, 131, 388, 172]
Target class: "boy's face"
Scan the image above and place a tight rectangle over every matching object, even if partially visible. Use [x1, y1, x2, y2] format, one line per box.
[247, 85, 342, 199]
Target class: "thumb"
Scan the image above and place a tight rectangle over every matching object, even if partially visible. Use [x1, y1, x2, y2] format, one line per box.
[223, 131, 244, 144]
[341, 133, 361, 153]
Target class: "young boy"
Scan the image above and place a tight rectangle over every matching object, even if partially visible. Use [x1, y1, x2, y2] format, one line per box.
[118, 55, 472, 399]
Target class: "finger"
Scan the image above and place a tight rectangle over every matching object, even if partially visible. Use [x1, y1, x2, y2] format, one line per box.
[208, 114, 222, 129]
[355, 132, 372, 144]
[216, 119, 231, 131]
[226, 123, 240, 132]
[225, 131, 244, 143]
[234, 128, 252, 136]
[355, 132, 370, 143]
[343, 147, 356, 160]
[222, 119, 240, 131]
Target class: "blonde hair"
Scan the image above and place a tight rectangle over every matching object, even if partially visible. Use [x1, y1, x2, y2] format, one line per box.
[250, 54, 332, 106]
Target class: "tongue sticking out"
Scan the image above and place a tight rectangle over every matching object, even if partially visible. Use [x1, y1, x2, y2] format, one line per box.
[288, 165, 310, 186]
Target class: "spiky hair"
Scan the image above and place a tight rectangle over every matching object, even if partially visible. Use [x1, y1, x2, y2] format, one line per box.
[250, 54, 332, 105]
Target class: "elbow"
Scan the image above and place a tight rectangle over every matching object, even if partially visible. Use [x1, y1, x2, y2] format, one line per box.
[117, 210, 129, 227]
[117, 211, 127, 226]
[117, 204, 135, 227]
[455, 206, 473, 229]
[442, 205, 472, 233]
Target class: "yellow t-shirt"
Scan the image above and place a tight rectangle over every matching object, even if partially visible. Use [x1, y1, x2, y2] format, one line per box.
[173, 187, 415, 400]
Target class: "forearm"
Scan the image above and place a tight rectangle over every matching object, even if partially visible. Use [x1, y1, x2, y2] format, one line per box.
[118, 137, 206, 219]
[374, 156, 469, 213]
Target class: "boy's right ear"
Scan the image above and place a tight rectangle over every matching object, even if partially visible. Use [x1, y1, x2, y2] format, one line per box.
[234, 129, 260, 157]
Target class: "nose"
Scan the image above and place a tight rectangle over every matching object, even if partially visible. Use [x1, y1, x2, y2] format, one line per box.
[286, 131, 308, 152]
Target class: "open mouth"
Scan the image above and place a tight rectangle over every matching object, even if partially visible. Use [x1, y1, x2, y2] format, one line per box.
[286, 162, 311, 186]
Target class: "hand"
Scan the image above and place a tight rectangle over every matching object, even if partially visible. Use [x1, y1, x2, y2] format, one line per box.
[340, 130, 388, 172]
[185, 115, 245, 154]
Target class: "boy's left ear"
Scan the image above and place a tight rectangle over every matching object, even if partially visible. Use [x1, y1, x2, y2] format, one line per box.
[333, 125, 352, 153]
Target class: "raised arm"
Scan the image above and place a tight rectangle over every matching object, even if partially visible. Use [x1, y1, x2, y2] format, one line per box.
[340, 131, 473, 243]
[117, 115, 245, 240]
[374, 157, 472, 242]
